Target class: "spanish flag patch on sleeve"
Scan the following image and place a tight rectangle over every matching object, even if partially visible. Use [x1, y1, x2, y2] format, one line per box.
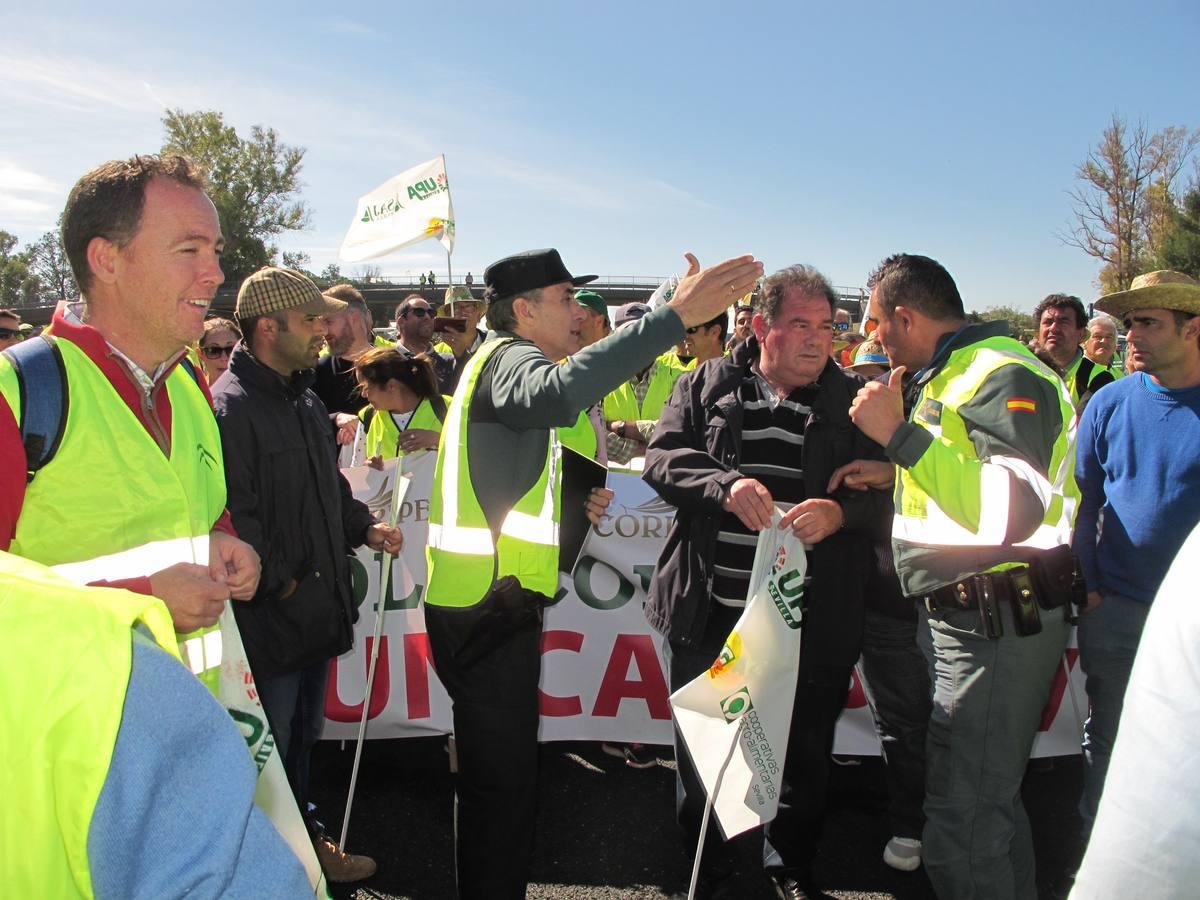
[1006, 398, 1037, 413]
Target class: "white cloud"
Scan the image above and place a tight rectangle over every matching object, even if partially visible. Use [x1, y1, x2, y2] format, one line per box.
[474, 155, 629, 213]
[645, 178, 714, 210]
[0, 52, 160, 114]
[319, 18, 378, 38]
[0, 194, 54, 216]
[0, 162, 58, 194]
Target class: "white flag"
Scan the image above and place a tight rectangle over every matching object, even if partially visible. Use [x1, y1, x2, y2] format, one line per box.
[669, 511, 807, 839]
[219, 606, 329, 896]
[339, 155, 455, 263]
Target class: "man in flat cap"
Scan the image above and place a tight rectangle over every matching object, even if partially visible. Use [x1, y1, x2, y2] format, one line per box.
[1072, 270, 1200, 848]
[213, 266, 403, 883]
[424, 247, 762, 899]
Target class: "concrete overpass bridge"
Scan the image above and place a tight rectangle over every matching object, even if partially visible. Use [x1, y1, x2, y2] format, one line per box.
[13, 276, 867, 329]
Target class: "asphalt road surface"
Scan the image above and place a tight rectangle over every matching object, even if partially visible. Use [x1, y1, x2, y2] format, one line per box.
[312, 737, 1084, 900]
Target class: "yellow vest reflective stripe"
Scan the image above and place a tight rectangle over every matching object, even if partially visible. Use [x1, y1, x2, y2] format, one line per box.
[1, 551, 179, 898]
[894, 338, 1077, 555]
[0, 337, 227, 692]
[426, 338, 561, 606]
[362, 396, 447, 459]
[601, 352, 691, 423]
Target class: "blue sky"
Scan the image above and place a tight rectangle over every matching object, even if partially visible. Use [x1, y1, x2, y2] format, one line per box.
[2, 1, 1197, 310]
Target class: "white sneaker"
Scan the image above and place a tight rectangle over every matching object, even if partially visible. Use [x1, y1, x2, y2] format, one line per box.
[883, 836, 922, 872]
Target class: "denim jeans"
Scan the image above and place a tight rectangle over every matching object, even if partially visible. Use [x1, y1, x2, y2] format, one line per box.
[859, 608, 931, 840]
[1076, 591, 1151, 837]
[255, 657, 331, 817]
[919, 602, 1069, 900]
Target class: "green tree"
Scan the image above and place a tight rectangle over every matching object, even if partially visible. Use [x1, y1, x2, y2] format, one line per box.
[1062, 115, 1199, 292]
[27, 223, 77, 306]
[0, 231, 38, 308]
[1156, 186, 1200, 279]
[977, 305, 1035, 339]
[161, 109, 310, 284]
[281, 250, 311, 271]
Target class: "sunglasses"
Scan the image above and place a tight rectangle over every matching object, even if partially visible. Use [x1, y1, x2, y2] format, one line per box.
[403, 307, 433, 318]
[0, 328, 25, 341]
[834, 322, 850, 332]
[200, 344, 235, 359]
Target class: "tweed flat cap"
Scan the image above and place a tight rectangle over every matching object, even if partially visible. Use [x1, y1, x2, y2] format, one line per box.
[236, 267, 348, 319]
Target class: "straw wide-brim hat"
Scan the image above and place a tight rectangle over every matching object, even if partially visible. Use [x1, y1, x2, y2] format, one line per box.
[1095, 270, 1200, 319]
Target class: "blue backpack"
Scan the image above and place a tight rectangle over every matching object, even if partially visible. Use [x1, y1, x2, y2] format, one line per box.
[2, 335, 202, 484]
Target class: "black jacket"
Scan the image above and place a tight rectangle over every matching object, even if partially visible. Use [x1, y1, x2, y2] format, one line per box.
[643, 338, 888, 667]
[212, 345, 375, 678]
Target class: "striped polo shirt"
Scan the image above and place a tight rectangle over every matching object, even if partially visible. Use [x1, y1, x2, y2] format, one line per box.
[711, 371, 817, 607]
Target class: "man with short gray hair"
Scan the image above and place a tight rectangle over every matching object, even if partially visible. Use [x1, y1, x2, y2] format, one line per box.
[1083, 314, 1121, 373]
[425, 248, 762, 899]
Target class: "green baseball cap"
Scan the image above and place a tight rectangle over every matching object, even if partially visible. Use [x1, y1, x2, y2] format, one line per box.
[575, 290, 608, 322]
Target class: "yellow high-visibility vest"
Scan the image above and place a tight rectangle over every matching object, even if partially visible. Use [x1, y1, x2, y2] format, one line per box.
[0, 337, 227, 692]
[425, 338, 560, 606]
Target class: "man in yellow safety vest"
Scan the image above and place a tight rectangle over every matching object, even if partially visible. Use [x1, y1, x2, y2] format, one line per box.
[0, 154, 260, 692]
[424, 248, 762, 899]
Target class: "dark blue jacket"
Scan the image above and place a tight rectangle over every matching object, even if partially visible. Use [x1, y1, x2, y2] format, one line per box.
[212, 344, 374, 677]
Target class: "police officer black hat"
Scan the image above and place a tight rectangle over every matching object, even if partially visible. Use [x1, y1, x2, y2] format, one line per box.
[483, 249, 597, 305]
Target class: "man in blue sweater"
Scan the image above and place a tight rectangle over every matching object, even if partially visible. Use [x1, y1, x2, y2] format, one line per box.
[1072, 270, 1200, 842]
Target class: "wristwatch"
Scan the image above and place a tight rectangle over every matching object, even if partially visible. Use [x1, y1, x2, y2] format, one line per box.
[611, 420, 626, 437]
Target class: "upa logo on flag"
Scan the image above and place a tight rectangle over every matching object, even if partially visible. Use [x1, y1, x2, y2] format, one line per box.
[766, 565, 805, 630]
[721, 686, 754, 722]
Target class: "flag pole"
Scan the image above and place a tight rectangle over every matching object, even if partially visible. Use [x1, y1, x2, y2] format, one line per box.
[688, 719, 745, 900]
[338, 466, 413, 852]
[446, 248, 454, 289]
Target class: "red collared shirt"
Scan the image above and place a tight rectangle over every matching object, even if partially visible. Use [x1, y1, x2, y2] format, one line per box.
[0, 304, 235, 593]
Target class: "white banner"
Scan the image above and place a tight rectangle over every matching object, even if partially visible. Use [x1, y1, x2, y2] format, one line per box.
[338, 155, 454, 263]
[219, 606, 328, 896]
[323, 463, 1087, 758]
[670, 511, 807, 838]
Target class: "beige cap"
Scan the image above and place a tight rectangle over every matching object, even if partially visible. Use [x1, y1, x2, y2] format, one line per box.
[235, 267, 348, 319]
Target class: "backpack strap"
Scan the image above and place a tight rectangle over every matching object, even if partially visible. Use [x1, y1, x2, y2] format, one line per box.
[178, 355, 204, 391]
[2, 335, 68, 484]
[1075, 355, 1095, 400]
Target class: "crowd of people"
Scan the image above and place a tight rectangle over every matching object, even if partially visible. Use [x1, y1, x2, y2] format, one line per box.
[2, 152, 1199, 900]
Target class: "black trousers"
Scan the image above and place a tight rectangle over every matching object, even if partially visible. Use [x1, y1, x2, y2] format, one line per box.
[425, 602, 542, 900]
[666, 604, 850, 881]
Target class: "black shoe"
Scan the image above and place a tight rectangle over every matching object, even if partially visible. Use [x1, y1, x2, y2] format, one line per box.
[769, 872, 815, 900]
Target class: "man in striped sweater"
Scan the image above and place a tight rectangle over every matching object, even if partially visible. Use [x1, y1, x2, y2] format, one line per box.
[645, 265, 888, 900]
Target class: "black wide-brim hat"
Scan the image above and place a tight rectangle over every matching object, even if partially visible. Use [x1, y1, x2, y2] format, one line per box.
[483, 249, 597, 305]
